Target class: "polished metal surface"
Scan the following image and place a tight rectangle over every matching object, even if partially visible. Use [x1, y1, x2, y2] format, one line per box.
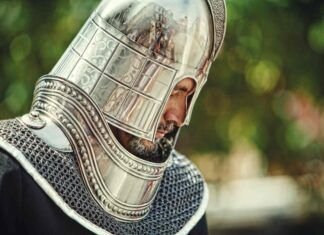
[50, 0, 226, 141]
[32, 76, 169, 221]
[21, 114, 73, 153]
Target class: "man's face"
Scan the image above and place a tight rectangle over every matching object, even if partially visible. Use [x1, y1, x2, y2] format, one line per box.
[115, 78, 196, 162]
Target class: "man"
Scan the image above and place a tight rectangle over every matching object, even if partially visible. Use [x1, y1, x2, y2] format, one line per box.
[0, 0, 226, 234]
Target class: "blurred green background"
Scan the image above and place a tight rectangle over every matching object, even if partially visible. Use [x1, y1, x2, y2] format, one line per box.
[0, 0, 323, 234]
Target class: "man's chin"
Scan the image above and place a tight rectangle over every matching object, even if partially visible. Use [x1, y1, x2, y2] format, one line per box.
[112, 126, 174, 163]
[127, 136, 160, 160]
[137, 138, 158, 151]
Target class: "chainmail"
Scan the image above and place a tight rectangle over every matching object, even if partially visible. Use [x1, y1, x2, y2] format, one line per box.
[0, 119, 205, 235]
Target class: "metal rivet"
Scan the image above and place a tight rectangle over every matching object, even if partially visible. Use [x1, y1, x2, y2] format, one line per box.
[82, 155, 88, 162]
[84, 160, 90, 166]
[80, 147, 86, 154]
[30, 111, 39, 118]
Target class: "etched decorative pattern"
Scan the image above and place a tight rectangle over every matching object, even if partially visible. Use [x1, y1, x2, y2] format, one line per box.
[104, 44, 146, 86]
[69, 60, 101, 94]
[207, 0, 227, 59]
[117, 92, 159, 132]
[50, 49, 80, 78]
[102, 86, 129, 117]
[91, 74, 119, 108]
[84, 30, 118, 70]
[134, 60, 175, 101]
[72, 20, 97, 55]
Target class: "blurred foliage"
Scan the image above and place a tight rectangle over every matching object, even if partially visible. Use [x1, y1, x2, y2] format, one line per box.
[0, 0, 323, 174]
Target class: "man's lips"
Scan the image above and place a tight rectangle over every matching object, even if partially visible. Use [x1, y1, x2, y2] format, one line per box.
[156, 130, 167, 139]
[155, 122, 176, 139]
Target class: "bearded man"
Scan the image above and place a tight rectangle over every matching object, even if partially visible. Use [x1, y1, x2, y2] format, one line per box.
[0, 0, 226, 234]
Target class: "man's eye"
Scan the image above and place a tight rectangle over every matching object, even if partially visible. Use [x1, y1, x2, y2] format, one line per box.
[171, 87, 190, 97]
[171, 90, 181, 96]
[170, 90, 176, 96]
[171, 91, 179, 96]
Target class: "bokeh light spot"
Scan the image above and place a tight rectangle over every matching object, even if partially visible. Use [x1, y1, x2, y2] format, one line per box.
[4, 82, 28, 113]
[246, 60, 281, 95]
[229, 112, 257, 143]
[308, 20, 324, 53]
[285, 123, 312, 150]
[10, 34, 32, 62]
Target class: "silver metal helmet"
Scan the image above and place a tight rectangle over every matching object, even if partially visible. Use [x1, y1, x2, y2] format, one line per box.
[50, 0, 226, 141]
[28, 0, 226, 222]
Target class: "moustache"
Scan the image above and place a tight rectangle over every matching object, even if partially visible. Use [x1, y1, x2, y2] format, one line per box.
[157, 121, 176, 134]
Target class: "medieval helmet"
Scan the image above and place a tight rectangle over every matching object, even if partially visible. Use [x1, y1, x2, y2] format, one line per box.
[49, 0, 226, 141]
[28, 0, 226, 221]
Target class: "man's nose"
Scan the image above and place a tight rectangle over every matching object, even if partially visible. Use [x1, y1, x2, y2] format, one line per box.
[163, 98, 186, 127]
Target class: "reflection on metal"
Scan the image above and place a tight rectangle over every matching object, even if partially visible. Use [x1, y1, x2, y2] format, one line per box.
[50, 0, 226, 141]
[21, 115, 73, 153]
[32, 76, 169, 221]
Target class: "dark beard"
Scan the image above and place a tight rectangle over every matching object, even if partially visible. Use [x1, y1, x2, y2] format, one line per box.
[112, 121, 177, 163]
[128, 136, 173, 163]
